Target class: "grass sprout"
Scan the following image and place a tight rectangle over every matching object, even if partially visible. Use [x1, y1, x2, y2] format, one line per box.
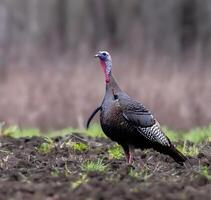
[199, 166, 211, 180]
[67, 141, 89, 152]
[51, 169, 60, 177]
[108, 144, 124, 160]
[36, 137, 54, 154]
[82, 159, 107, 172]
[129, 167, 151, 180]
[129, 169, 142, 179]
[177, 141, 200, 157]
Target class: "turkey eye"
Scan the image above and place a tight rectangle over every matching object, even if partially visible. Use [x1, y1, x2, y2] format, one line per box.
[102, 53, 107, 56]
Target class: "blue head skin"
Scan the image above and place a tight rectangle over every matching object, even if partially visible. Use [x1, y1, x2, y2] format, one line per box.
[95, 51, 112, 83]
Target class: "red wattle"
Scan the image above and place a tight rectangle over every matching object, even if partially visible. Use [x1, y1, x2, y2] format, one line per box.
[100, 60, 110, 83]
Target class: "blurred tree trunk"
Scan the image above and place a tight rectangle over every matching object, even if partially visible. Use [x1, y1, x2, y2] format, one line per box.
[56, 0, 68, 52]
[0, 1, 11, 81]
[0, 0, 210, 63]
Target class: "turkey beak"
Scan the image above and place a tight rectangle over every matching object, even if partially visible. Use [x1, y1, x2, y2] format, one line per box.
[94, 53, 100, 58]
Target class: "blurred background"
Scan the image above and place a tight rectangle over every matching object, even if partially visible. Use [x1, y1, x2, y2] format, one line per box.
[0, 0, 210, 130]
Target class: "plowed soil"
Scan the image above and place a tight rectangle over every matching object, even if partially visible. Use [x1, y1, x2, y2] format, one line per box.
[0, 134, 211, 200]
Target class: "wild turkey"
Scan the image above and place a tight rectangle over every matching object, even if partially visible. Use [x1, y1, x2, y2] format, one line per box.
[87, 51, 187, 165]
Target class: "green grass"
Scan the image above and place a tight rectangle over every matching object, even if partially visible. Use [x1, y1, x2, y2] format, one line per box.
[86, 124, 211, 144]
[82, 159, 108, 172]
[36, 137, 54, 154]
[177, 141, 200, 157]
[51, 169, 60, 177]
[108, 144, 124, 160]
[129, 168, 142, 178]
[47, 124, 105, 138]
[199, 166, 211, 180]
[1, 123, 211, 146]
[182, 125, 211, 143]
[84, 123, 105, 138]
[67, 141, 89, 152]
[2, 125, 40, 138]
[129, 166, 151, 180]
[45, 127, 77, 137]
[164, 125, 211, 144]
[0, 123, 105, 138]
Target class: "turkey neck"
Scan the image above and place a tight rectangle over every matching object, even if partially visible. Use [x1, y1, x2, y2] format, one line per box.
[101, 73, 122, 117]
[104, 73, 122, 101]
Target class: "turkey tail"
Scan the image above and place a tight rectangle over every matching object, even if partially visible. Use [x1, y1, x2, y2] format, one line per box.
[86, 106, 101, 129]
[153, 143, 187, 165]
[165, 144, 187, 165]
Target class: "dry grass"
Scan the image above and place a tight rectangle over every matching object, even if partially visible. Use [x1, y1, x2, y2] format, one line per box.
[0, 53, 210, 130]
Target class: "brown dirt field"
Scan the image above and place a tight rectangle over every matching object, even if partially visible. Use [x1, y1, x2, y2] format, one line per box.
[0, 134, 210, 200]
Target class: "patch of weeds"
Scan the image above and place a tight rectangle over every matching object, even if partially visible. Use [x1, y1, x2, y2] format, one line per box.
[108, 144, 123, 160]
[177, 141, 199, 157]
[51, 168, 60, 177]
[129, 168, 142, 178]
[67, 141, 88, 153]
[3, 125, 40, 138]
[199, 166, 211, 180]
[129, 166, 151, 181]
[71, 174, 88, 189]
[82, 159, 107, 173]
[36, 137, 54, 154]
[84, 123, 105, 138]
